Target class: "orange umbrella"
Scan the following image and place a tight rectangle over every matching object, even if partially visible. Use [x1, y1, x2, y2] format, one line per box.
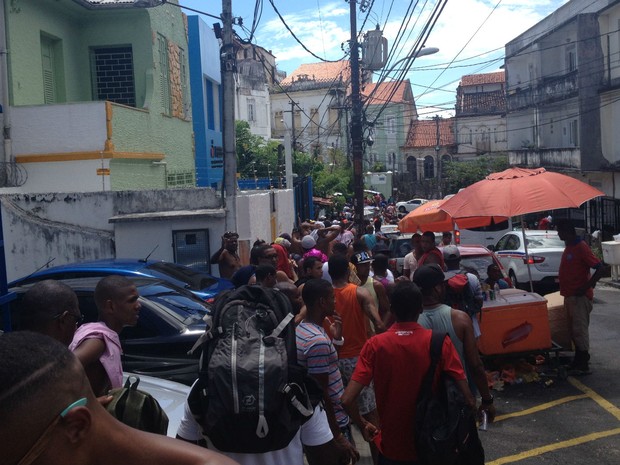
[441, 167, 605, 291]
[440, 167, 604, 218]
[398, 199, 508, 233]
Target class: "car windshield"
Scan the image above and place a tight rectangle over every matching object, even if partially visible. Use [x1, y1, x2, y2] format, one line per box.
[145, 262, 217, 291]
[526, 235, 565, 249]
[139, 283, 210, 324]
[460, 255, 495, 280]
[392, 238, 413, 258]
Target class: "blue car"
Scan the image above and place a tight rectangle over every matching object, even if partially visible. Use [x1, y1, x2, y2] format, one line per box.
[10, 259, 234, 302]
[6, 277, 209, 385]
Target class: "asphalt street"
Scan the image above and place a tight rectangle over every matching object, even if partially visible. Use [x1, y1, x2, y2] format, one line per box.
[349, 284, 620, 465]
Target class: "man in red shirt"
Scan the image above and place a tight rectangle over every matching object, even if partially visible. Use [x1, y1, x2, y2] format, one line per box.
[417, 231, 445, 270]
[342, 281, 474, 464]
[557, 219, 607, 374]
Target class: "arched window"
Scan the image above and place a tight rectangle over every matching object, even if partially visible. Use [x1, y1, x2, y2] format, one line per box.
[406, 156, 417, 180]
[424, 156, 434, 179]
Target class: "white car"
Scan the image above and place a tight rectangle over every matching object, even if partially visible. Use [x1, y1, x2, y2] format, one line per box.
[395, 198, 429, 213]
[493, 230, 565, 290]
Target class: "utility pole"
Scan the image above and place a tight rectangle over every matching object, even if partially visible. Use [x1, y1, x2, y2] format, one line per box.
[434, 114, 441, 199]
[289, 100, 297, 152]
[222, 0, 237, 232]
[349, 0, 364, 236]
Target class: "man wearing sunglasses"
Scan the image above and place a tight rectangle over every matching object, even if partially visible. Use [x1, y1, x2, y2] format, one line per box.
[0, 332, 238, 465]
[19, 279, 83, 347]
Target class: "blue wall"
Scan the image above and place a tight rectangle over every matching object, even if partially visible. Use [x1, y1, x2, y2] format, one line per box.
[188, 16, 224, 188]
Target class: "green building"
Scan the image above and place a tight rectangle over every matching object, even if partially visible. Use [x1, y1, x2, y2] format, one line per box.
[1, 0, 194, 191]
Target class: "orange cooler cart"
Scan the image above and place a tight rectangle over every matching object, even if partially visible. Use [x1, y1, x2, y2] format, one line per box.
[478, 288, 551, 355]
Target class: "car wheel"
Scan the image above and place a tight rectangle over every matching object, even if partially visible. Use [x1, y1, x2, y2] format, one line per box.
[398, 206, 407, 213]
[509, 270, 520, 290]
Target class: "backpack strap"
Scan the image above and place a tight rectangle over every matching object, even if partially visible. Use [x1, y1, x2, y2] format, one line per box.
[419, 331, 448, 397]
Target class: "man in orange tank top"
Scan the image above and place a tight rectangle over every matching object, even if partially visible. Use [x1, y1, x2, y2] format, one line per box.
[328, 254, 385, 464]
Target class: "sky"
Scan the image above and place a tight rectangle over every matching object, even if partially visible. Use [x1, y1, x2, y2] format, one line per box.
[181, 0, 570, 119]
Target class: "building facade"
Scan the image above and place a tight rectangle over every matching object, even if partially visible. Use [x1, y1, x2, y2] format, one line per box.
[504, 0, 620, 195]
[270, 61, 350, 161]
[455, 71, 507, 159]
[187, 15, 223, 189]
[401, 117, 456, 198]
[363, 79, 417, 172]
[234, 41, 278, 140]
[2, 0, 194, 192]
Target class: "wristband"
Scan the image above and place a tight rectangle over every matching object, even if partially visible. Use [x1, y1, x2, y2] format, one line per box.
[481, 394, 494, 405]
[332, 337, 345, 346]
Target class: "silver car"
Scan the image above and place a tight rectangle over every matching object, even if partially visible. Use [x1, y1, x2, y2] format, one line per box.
[493, 230, 565, 290]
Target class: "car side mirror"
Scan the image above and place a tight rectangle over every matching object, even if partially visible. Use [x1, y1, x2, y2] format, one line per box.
[487, 244, 495, 251]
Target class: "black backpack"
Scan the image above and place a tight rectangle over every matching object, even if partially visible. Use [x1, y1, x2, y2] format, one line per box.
[188, 285, 316, 453]
[444, 271, 481, 317]
[105, 376, 169, 435]
[415, 332, 484, 465]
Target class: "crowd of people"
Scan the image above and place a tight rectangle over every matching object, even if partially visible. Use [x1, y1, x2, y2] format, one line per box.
[2, 214, 605, 465]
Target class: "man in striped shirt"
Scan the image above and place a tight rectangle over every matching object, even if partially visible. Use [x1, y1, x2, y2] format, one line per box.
[297, 278, 359, 464]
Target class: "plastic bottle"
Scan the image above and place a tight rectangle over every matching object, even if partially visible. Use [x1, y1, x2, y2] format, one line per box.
[494, 283, 501, 301]
[479, 411, 488, 431]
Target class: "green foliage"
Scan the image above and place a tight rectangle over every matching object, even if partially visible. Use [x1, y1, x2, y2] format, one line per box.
[235, 122, 354, 197]
[442, 156, 510, 194]
[313, 166, 354, 198]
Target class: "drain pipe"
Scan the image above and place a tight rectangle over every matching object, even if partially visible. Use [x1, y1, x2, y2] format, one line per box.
[0, 0, 12, 165]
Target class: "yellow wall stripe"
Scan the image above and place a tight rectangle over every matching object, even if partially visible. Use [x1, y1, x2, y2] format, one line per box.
[15, 152, 165, 163]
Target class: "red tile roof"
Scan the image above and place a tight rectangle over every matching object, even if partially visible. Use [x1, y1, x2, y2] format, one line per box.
[405, 118, 455, 148]
[456, 90, 506, 115]
[280, 61, 350, 85]
[362, 80, 413, 105]
[460, 71, 505, 86]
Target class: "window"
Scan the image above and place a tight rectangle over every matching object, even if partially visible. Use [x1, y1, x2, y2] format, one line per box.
[179, 47, 190, 118]
[172, 229, 211, 273]
[406, 156, 417, 178]
[247, 99, 256, 122]
[569, 119, 579, 146]
[386, 116, 396, 134]
[90, 46, 136, 107]
[310, 108, 319, 135]
[158, 34, 171, 115]
[41, 34, 64, 104]
[565, 44, 576, 72]
[293, 110, 302, 133]
[167, 169, 195, 187]
[328, 108, 339, 128]
[424, 156, 434, 179]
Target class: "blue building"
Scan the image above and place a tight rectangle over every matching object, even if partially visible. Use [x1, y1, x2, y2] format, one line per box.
[187, 16, 223, 189]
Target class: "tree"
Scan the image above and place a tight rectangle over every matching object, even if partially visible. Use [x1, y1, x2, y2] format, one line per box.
[442, 156, 509, 194]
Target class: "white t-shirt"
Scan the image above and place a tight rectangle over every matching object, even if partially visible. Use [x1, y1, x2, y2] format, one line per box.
[403, 252, 418, 279]
[177, 402, 332, 465]
[321, 261, 332, 283]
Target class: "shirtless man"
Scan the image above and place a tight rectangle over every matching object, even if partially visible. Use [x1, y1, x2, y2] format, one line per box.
[211, 231, 242, 279]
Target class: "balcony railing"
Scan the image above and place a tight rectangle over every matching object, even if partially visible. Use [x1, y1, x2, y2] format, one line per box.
[507, 71, 578, 111]
[508, 147, 581, 170]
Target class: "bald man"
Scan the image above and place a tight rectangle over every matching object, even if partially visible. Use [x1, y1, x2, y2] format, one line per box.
[19, 279, 82, 346]
[0, 331, 237, 465]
